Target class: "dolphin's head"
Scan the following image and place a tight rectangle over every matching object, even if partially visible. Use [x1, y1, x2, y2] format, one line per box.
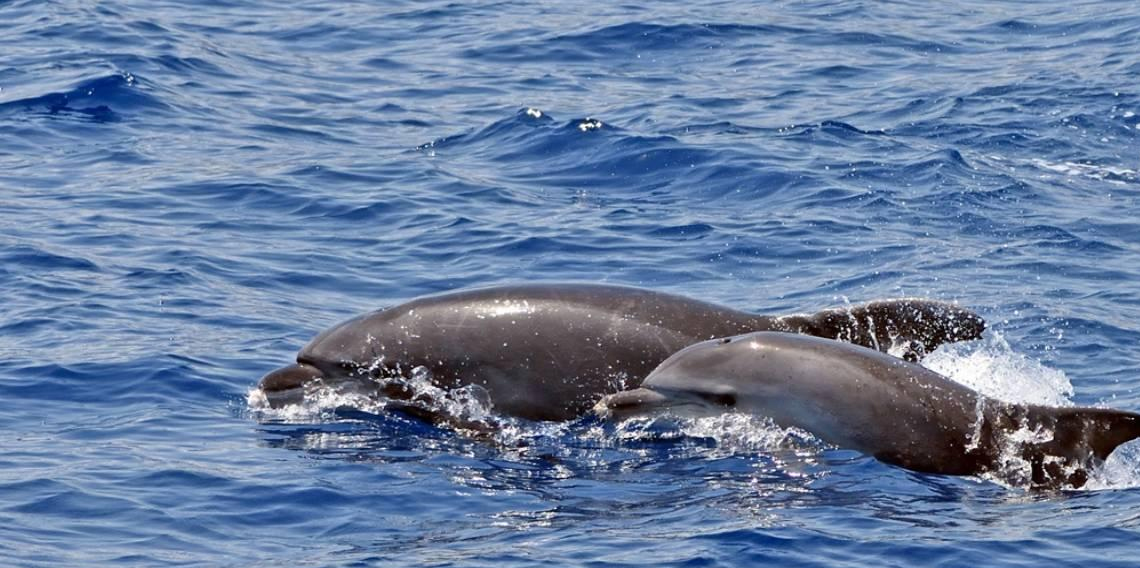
[257, 310, 392, 408]
[593, 334, 765, 420]
[594, 331, 857, 421]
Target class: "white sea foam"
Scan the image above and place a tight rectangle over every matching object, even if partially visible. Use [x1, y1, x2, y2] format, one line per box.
[246, 383, 386, 422]
[922, 332, 1073, 407]
[1031, 158, 1138, 185]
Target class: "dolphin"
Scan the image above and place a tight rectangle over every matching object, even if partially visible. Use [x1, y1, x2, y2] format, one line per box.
[595, 331, 1140, 489]
[259, 284, 985, 422]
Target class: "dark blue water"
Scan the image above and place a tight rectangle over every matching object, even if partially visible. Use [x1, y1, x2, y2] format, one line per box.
[5, 0, 1140, 565]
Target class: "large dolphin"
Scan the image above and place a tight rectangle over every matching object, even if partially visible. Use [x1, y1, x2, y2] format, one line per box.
[259, 284, 984, 421]
[595, 331, 1140, 489]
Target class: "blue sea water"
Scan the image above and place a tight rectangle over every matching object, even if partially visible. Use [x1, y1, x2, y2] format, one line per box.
[4, 0, 1140, 565]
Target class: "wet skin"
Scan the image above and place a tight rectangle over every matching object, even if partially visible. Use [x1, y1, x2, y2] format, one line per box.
[260, 283, 985, 421]
[597, 332, 1140, 489]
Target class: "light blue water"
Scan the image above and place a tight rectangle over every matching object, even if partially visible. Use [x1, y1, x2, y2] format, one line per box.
[3, 1, 1140, 566]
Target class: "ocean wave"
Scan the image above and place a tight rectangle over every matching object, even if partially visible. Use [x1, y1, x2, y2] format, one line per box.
[461, 22, 797, 63]
[0, 72, 165, 122]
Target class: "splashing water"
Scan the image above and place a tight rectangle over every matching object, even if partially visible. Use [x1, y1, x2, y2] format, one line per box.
[247, 331, 1140, 490]
[923, 332, 1073, 407]
[247, 363, 501, 427]
[1087, 440, 1140, 490]
[246, 381, 383, 422]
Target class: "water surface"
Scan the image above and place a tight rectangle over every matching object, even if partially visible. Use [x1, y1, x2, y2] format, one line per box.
[3, 1, 1140, 566]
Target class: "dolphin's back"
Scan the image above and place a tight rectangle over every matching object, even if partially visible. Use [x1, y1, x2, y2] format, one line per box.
[297, 284, 766, 420]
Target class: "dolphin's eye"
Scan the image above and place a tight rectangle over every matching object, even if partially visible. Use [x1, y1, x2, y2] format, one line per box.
[719, 337, 732, 344]
[697, 392, 736, 407]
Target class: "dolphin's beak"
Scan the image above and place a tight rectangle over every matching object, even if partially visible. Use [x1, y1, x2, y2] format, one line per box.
[593, 387, 670, 420]
[258, 363, 323, 408]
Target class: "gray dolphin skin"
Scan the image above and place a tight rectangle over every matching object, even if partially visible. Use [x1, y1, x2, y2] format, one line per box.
[596, 331, 1140, 489]
[259, 283, 984, 421]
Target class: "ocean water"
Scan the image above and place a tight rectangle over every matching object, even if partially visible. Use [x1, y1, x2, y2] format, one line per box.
[4, 0, 1140, 565]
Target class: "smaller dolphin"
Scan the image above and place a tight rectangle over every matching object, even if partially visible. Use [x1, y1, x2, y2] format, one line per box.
[596, 332, 1140, 489]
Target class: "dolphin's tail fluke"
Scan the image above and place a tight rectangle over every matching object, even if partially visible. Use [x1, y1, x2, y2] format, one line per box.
[1016, 406, 1140, 488]
[777, 298, 986, 361]
[1048, 407, 1140, 462]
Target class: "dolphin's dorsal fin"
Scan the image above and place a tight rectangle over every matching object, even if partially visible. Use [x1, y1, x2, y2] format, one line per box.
[776, 299, 985, 361]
